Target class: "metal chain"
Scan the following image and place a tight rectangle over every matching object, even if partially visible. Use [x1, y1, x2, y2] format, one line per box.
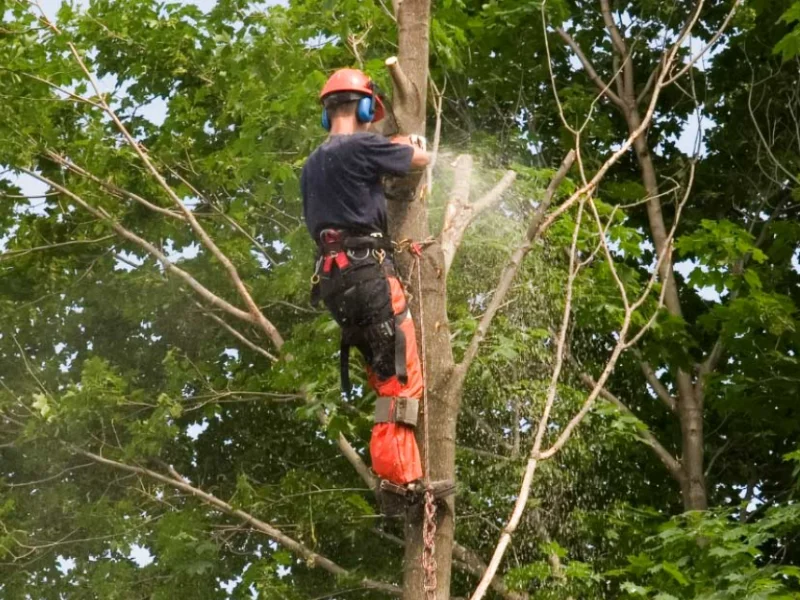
[413, 249, 438, 600]
[423, 489, 438, 599]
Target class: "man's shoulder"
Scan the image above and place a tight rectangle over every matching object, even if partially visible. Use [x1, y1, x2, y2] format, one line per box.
[350, 132, 388, 146]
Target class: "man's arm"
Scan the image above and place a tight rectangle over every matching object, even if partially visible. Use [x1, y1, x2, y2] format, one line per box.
[391, 135, 430, 169]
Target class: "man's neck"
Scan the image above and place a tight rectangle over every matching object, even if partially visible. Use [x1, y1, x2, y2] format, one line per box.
[330, 116, 368, 136]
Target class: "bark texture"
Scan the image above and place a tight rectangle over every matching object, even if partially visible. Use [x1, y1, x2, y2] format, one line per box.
[385, 2, 459, 598]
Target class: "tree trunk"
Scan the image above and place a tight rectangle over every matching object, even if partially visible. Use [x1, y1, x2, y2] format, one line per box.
[385, 1, 459, 598]
[627, 113, 708, 512]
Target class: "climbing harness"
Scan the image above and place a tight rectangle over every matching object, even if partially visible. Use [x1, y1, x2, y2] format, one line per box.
[310, 229, 406, 395]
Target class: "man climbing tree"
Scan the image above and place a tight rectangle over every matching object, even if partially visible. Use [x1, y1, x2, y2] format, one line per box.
[302, 68, 453, 514]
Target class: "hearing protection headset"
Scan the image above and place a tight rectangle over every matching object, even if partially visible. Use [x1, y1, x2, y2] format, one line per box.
[319, 68, 385, 130]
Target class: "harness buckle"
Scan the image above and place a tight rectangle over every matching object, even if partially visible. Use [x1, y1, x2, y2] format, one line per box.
[320, 229, 343, 245]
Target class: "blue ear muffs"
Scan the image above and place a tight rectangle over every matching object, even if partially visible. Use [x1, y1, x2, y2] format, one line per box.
[321, 83, 375, 130]
[356, 95, 375, 123]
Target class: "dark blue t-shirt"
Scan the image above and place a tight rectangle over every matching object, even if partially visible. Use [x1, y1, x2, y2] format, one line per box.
[301, 132, 414, 240]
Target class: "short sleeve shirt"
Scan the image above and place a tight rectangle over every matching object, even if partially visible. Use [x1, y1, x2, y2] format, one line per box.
[301, 132, 414, 240]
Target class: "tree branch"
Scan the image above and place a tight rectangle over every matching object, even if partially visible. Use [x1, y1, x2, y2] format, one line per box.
[664, 0, 743, 86]
[639, 360, 677, 413]
[599, 0, 627, 57]
[168, 167, 279, 266]
[452, 150, 575, 388]
[313, 406, 377, 490]
[19, 169, 255, 326]
[637, 62, 663, 105]
[577, 371, 684, 482]
[196, 303, 278, 362]
[439, 154, 518, 275]
[556, 28, 626, 109]
[76, 448, 399, 595]
[386, 56, 419, 120]
[38, 12, 285, 351]
[44, 151, 185, 222]
[469, 197, 588, 600]
[471, 141, 689, 599]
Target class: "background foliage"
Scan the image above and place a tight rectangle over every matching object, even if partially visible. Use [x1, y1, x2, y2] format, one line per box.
[0, 0, 798, 598]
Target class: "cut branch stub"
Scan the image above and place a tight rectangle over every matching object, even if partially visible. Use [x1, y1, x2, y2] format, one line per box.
[382, 56, 425, 204]
[386, 56, 421, 135]
[440, 155, 517, 276]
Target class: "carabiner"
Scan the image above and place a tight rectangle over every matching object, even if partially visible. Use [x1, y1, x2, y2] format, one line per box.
[346, 248, 371, 261]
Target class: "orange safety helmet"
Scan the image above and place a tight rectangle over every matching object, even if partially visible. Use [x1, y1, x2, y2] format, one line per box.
[320, 68, 386, 123]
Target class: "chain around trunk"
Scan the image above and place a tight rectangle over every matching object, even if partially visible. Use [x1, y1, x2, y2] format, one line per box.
[423, 489, 438, 598]
[412, 249, 438, 600]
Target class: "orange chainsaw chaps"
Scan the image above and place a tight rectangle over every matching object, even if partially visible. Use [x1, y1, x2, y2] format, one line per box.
[367, 275, 424, 485]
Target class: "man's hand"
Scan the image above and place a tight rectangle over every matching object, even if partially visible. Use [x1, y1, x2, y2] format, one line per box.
[409, 134, 427, 152]
[391, 135, 430, 168]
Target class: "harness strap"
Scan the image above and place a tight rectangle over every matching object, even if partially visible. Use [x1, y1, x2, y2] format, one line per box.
[374, 396, 419, 427]
[394, 308, 409, 385]
[340, 340, 352, 396]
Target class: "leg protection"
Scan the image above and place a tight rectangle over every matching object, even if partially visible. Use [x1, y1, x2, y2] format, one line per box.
[368, 276, 424, 486]
[315, 256, 424, 487]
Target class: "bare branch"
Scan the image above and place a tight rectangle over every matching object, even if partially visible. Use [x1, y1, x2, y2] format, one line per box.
[469, 198, 587, 600]
[377, 0, 397, 22]
[452, 151, 575, 386]
[440, 156, 517, 274]
[664, 0, 743, 86]
[576, 370, 684, 482]
[197, 304, 279, 362]
[19, 168, 254, 325]
[44, 151, 185, 221]
[76, 448, 398, 595]
[471, 89, 693, 597]
[556, 28, 626, 109]
[640, 360, 677, 413]
[541, 167, 690, 461]
[386, 56, 417, 111]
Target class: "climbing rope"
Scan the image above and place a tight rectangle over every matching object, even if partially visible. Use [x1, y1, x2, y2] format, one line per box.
[406, 241, 438, 600]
